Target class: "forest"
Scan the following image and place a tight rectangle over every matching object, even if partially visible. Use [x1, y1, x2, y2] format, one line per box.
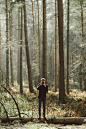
[0, 0, 86, 128]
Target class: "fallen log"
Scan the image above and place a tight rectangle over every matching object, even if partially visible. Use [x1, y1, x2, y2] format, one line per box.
[0, 117, 32, 123]
[46, 117, 86, 124]
[0, 117, 86, 124]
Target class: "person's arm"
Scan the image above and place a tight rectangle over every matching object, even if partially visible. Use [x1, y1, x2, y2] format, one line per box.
[37, 83, 41, 90]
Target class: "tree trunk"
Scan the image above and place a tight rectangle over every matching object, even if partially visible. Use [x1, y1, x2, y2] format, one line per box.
[37, 0, 41, 82]
[43, 0, 47, 82]
[32, 1, 36, 86]
[72, 55, 74, 83]
[57, 0, 65, 101]
[17, 8, 20, 85]
[67, 0, 70, 94]
[23, 1, 34, 93]
[80, 63, 82, 89]
[55, 0, 57, 92]
[20, 7, 23, 94]
[9, 4, 14, 86]
[47, 36, 54, 84]
[80, 2, 85, 90]
[6, 0, 9, 87]
[57, 57, 60, 88]
[0, 22, 1, 84]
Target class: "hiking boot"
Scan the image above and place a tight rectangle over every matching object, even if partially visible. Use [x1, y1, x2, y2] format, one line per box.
[43, 116, 47, 120]
[38, 116, 41, 120]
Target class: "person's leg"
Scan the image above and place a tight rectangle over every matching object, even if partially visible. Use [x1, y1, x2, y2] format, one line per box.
[43, 98, 46, 118]
[38, 98, 41, 119]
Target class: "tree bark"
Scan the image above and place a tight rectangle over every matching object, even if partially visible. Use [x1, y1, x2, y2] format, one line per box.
[0, 22, 1, 84]
[43, 0, 47, 82]
[6, 0, 9, 87]
[57, 57, 60, 88]
[57, 0, 65, 101]
[55, 0, 57, 92]
[80, 2, 85, 90]
[72, 55, 74, 83]
[23, 1, 33, 93]
[32, 1, 36, 86]
[37, 0, 41, 82]
[20, 7, 23, 94]
[79, 63, 82, 89]
[67, 0, 70, 94]
[17, 8, 20, 85]
[9, 3, 14, 86]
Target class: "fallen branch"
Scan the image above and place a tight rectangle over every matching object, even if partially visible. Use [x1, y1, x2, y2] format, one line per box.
[0, 102, 9, 121]
[0, 85, 21, 117]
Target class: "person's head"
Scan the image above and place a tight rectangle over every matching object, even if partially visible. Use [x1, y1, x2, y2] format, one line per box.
[41, 78, 45, 85]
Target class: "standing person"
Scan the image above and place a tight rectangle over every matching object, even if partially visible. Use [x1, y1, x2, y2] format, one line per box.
[37, 78, 48, 120]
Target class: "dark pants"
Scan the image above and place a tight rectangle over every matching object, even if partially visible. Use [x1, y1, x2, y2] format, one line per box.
[38, 98, 46, 117]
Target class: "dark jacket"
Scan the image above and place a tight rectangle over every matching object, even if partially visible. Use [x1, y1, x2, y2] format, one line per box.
[37, 83, 48, 98]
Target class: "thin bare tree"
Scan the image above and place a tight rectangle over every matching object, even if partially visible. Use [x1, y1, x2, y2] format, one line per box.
[23, 1, 34, 93]
[80, 1, 85, 90]
[55, 0, 57, 92]
[0, 22, 1, 84]
[6, 0, 9, 87]
[43, 0, 47, 82]
[37, 0, 41, 82]
[67, 0, 70, 94]
[9, 1, 14, 86]
[31, 0, 36, 86]
[17, 7, 20, 85]
[20, 7, 23, 94]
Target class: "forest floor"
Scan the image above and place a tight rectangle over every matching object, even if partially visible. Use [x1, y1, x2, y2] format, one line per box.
[1, 81, 86, 128]
[0, 122, 86, 129]
[10, 82, 86, 117]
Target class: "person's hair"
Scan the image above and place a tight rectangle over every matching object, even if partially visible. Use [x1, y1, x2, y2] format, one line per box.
[41, 78, 45, 81]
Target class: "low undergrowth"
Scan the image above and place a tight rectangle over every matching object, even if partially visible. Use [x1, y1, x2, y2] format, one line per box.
[1, 83, 86, 119]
